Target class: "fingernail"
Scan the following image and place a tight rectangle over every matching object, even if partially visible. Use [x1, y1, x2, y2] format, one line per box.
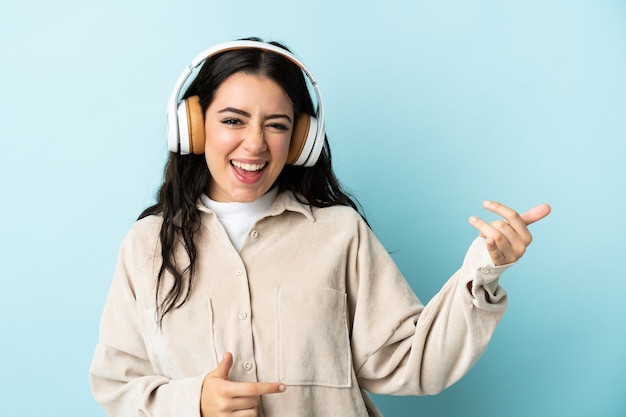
[279, 384, 286, 392]
[469, 216, 478, 223]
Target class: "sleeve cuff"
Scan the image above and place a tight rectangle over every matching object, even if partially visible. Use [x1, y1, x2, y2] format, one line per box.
[148, 373, 207, 417]
[462, 237, 511, 310]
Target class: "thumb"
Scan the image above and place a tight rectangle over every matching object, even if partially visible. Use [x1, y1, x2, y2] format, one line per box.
[520, 203, 552, 226]
[210, 352, 233, 380]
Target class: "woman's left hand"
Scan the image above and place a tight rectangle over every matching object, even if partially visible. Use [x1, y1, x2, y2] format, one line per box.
[469, 201, 551, 266]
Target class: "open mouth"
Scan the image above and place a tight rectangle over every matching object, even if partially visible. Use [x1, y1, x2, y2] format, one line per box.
[230, 160, 268, 182]
[231, 160, 267, 172]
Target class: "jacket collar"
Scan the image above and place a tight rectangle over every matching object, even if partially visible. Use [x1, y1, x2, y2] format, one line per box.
[267, 190, 315, 222]
[196, 190, 315, 223]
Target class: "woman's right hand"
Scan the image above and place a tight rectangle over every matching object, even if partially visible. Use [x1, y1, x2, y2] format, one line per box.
[200, 352, 286, 417]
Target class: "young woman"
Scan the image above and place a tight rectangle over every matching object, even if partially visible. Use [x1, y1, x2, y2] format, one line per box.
[90, 38, 551, 417]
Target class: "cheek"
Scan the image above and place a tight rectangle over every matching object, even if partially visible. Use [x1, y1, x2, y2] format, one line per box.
[203, 136, 232, 173]
[272, 135, 292, 162]
[203, 152, 219, 178]
[204, 127, 237, 155]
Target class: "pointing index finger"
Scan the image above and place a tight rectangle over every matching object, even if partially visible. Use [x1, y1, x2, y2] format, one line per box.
[254, 382, 286, 395]
[232, 381, 286, 397]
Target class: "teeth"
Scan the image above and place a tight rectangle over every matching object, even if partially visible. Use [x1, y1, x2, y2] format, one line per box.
[231, 160, 266, 171]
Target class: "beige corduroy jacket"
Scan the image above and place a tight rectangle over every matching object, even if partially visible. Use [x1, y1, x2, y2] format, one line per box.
[90, 191, 509, 416]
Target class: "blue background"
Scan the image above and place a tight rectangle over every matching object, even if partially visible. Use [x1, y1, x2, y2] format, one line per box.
[1, 0, 625, 416]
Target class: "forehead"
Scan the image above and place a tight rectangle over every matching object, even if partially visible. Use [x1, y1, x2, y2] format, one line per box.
[213, 72, 292, 106]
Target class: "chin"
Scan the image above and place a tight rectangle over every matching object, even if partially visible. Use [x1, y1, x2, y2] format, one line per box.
[229, 189, 266, 203]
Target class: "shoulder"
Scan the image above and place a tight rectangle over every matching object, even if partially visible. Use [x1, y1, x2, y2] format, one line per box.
[129, 214, 163, 239]
[307, 204, 373, 247]
[281, 190, 365, 221]
[118, 214, 163, 257]
[310, 204, 365, 226]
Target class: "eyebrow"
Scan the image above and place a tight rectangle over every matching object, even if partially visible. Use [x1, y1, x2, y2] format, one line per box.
[218, 107, 292, 123]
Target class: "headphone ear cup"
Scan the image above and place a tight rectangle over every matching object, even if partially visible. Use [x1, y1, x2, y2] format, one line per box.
[288, 113, 319, 166]
[176, 95, 205, 155]
[185, 96, 206, 154]
[287, 113, 310, 165]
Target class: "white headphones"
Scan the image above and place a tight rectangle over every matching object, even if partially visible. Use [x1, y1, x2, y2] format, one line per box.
[166, 40, 326, 167]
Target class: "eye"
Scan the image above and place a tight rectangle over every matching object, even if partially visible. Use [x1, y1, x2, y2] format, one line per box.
[267, 122, 289, 131]
[221, 118, 243, 126]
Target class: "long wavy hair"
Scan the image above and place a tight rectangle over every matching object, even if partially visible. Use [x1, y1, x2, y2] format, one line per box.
[139, 39, 367, 324]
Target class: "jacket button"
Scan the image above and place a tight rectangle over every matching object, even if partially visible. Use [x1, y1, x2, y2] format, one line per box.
[238, 312, 248, 320]
[250, 229, 259, 239]
[243, 361, 253, 371]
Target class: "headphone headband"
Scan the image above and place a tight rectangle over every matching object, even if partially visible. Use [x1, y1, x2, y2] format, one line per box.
[166, 40, 326, 167]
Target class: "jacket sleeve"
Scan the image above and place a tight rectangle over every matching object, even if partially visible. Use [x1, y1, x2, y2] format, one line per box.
[349, 221, 510, 396]
[89, 229, 206, 417]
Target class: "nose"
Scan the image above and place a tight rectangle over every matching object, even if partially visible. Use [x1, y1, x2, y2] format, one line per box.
[242, 123, 267, 153]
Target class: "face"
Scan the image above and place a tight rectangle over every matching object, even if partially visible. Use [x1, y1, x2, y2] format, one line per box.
[203, 72, 294, 202]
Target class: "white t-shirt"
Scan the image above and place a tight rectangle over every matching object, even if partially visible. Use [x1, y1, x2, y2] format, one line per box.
[200, 188, 279, 251]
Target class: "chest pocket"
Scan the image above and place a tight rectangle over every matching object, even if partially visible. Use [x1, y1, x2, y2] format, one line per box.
[276, 287, 352, 388]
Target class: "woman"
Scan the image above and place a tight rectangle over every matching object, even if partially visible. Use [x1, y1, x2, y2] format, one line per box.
[90, 38, 551, 417]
